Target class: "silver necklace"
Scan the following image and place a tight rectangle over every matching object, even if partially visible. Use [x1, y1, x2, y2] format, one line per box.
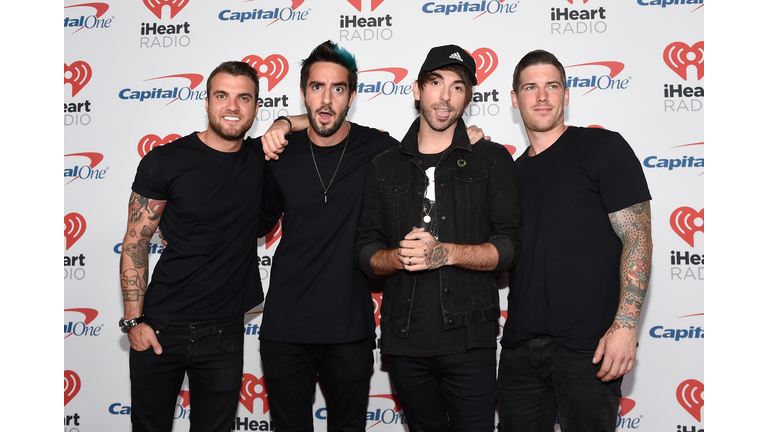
[309, 122, 350, 203]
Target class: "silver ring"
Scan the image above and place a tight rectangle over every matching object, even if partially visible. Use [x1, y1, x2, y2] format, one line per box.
[408, 257, 412, 265]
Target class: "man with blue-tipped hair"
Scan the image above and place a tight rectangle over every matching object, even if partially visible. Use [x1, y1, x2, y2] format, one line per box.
[256, 40, 397, 432]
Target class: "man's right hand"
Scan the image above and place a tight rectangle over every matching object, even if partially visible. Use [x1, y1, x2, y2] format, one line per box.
[127, 323, 163, 355]
[261, 119, 291, 160]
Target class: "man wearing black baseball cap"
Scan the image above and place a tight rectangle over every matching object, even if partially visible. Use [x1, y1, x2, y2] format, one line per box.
[355, 44, 523, 431]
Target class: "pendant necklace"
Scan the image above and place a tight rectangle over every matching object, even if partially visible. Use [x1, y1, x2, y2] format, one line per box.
[310, 122, 350, 203]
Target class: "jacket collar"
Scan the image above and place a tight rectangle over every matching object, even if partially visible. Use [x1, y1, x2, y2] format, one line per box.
[399, 116, 472, 157]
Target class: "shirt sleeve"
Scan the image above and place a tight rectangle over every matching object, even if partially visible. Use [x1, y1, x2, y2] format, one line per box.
[597, 131, 652, 214]
[485, 144, 524, 272]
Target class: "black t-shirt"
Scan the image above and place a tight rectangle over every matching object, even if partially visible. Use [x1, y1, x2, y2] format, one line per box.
[258, 123, 398, 344]
[131, 133, 266, 321]
[501, 126, 652, 350]
[382, 151, 497, 357]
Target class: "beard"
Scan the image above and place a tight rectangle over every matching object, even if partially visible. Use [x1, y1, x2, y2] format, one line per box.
[419, 102, 463, 133]
[208, 113, 254, 141]
[308, 105, 348, 137]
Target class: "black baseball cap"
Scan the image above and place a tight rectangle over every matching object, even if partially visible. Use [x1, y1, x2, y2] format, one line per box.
[418, 44, 477, 85]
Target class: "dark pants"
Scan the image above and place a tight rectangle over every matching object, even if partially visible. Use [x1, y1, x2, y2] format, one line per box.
[129, 316, 244, 432]
[496, 336, 623, 432]
[387, 348, 497, 432]
[259, 338, 375, 432]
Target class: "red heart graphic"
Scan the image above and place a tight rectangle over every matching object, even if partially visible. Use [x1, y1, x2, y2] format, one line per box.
[137, 134, 182, 158]
[242, 54, 290, 91]
[64, 62, 92, 97]
[64, 370, 81, 406]
[240, 373, 269, 414]
[471, 48, 498, 86]
[143, 0, 188, 19]
[64, 213, 87, 250]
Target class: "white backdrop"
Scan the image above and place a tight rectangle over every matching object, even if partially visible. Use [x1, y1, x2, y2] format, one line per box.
[63, 1, 704, 431]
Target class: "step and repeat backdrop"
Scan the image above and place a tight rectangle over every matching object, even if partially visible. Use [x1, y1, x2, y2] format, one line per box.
[64, 1, 704, 431]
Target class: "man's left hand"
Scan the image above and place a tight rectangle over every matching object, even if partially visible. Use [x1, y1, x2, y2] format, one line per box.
[593, 326, 637, 382]
[466, 125, 490, 144]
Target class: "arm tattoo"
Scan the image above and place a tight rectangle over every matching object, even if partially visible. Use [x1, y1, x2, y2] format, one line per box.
[608, 201, 653, 333]
[424, 239, 449, 269]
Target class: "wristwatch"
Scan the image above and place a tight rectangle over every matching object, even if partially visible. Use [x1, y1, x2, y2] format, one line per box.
[119, 316, 146, 333]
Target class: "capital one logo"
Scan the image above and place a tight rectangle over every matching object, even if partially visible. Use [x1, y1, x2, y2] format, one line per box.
[471, 48, 498, 86]
[65, 213, 87, 250]
[65, 61, 92, 97]
[619, 397, 635, 416]
[138, 134, 181, 158]
[368, 394, 403, 428]
[565, 61, 626, 96]
[347, 0, 386, 11]
[64, 308, 98, 339]
[264, 216, 283, 250]
[663, 41, 704, 80]
[240, 373, 269, 414]
[64, 370, 81, 406]
[677, 379, 704, 422]
[242, 54, 289, 91]
[64, 152, 105, 185]
[670, 207, 704, 247]
[143, 0, 188, 19]
[358, 68, 408, 101]
[63, 2, 110, 34]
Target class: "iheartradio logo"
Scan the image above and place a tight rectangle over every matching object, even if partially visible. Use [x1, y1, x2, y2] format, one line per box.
[64, 61, 92, 97]
[143, 0, 188, 19]
[371, 292, 383, 329]
[471, 48, 498, 86]
[670, 207, 704, 247]
[347, 0, 386, 11]
[242, 54, 289, 91]
[64, 370, 81, 406]
[138, 134, 182, 158]
[240, 373, 269, 414]
[64, 213, 87, 250]
[264, 216, 283, 250]
[178, 390, 191, 408]
[676, 379, 704, 421]
[566, 0, 589, 3]
[663, 42, 704, 81]
[503, 145, 517, 158]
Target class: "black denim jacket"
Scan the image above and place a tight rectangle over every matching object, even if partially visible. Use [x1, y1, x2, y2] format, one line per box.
[355, 118, 523, 338]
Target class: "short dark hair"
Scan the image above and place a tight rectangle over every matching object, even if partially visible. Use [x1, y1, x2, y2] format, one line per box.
[206, 61, 260, 101]
[414, 64, 474, 111]
[300, 40, 358, 93]
[512, 49, 567, 94]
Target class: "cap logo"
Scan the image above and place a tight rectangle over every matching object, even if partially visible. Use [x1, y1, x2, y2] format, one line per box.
[449, 52, 464, 62]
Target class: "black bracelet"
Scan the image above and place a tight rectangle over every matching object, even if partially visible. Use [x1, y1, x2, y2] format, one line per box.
[275, 116, 292, 130]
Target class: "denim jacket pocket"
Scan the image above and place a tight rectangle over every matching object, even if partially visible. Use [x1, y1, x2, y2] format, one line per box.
[453, 168, 489, 209]
[378, 180, 410, 238]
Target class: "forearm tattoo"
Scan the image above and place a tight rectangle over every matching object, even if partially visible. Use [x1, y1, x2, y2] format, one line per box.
[129, 192, 165, 224]
[121, 192, 164, 303]
[608, 201, 653, 333]
[424, 239, 449, 269]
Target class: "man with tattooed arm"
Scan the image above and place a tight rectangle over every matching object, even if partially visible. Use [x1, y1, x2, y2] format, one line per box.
[496, 49, 654, 432]
[118, 61, 265, 432]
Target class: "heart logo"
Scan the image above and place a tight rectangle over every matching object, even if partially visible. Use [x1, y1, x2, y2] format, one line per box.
[676, 379, 704, 422]
[242, 54, 290, 91]
[64, 370, 81, 406]
[471, 48, 498, 86]
[371, 292, 383, 329]
[143, 0, 188, 19]
[670, 207, 704, 247]
[64, 213, 87, 250]
[264, 216, 283, 250]
[138, 134, 182, 158]
[663, 41, 704, 80]
[240, 373, 269, 414]
[64, 62, 92, 97]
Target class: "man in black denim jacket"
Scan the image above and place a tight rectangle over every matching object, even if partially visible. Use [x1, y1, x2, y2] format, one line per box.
[354, 44, 523, 432]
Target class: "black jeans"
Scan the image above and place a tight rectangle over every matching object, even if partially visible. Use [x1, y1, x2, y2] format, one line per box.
[259, 338, 375, 432]
[129, 315, 245, 432]
[496, 336, 622, 432]
[387, 348, 497, 432]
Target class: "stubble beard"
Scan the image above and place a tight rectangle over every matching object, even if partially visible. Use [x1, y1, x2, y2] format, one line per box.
[309, 105, 348, 138]
[420, 103, 463, 133]
[208, 112, 253, 141]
